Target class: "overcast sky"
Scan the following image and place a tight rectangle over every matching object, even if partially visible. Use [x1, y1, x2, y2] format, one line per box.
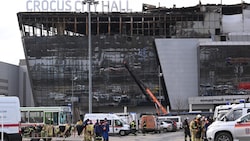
[0, 0, 247, 65]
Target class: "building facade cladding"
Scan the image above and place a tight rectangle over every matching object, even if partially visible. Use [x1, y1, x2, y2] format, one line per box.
[17, 4, 247, 111]
[0, 61, 33, 107]
[200, 45, 250, 96]
[0, 62, 19, 96]
[0, 62, 18, 96]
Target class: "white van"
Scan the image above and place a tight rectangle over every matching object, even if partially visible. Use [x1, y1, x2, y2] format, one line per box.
[207, 102, 250, 141]
[157, 116, 182, 130]
[115, 112, 139, 130]
[84, 113, 131, 136]
[0, 96, 22, 141]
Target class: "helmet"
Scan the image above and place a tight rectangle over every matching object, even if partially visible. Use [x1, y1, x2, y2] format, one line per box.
[196, 114, 202, 119]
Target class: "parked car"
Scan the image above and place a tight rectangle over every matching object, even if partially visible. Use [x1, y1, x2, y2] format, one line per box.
[163, 120, 177, 132]
[157, 116, 182, 130]
[159, 121, 172, 132]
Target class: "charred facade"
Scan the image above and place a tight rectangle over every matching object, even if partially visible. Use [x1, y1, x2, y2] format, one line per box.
[17, 3, 249, 113]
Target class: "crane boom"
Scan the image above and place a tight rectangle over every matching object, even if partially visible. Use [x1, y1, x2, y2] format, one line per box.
[124, 62, 168, 115]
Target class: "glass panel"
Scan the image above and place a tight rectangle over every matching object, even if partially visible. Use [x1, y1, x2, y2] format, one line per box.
[53, 112, 59, 125]
[45, 112, 53, 124]
[29, 111, 43, 123]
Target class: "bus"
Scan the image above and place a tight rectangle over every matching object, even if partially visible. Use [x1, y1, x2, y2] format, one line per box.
[20, 106, 72, 129]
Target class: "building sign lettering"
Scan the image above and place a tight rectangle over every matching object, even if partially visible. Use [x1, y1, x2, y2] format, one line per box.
[26, 0, 132, 12]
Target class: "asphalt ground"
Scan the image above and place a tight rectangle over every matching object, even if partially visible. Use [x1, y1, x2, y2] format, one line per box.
[23, 130, 184, 141]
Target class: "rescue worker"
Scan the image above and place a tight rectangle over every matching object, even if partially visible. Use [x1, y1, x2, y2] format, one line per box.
[94, 120, 103, 141]
[203, 117, 212, 141]
[201, 116, 206, 141]
[41, 124, 54, 141]
[183, 117, 191, 141]
[190, 114, 202, 141]
[102, 118, 109, 141]
[142, 120, 147, 136]
[63, 123, 72, 138]
[84, 120, 94, 141]
[76, 119, 84, 136]
[130, 120, 137, 135]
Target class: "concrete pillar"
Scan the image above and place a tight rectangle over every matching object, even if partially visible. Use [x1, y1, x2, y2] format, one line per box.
[189, 104, 192, 112]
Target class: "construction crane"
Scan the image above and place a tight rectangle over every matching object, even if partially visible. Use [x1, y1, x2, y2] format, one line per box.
[124, 62, 168, 115]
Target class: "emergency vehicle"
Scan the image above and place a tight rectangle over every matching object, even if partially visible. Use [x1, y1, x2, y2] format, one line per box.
[0, 96, 22, 141]
[83, 113, 131, 136]
[207, 112, 250, 141]
[207, 102, 250, 141]
[213, 104, 236, 120]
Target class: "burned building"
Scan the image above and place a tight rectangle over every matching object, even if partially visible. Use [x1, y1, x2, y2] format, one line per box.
[17, 3, 250, 114]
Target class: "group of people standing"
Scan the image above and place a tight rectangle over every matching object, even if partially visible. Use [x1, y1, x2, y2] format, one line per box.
[76, 118, 110, 141]
[182, 114, 212, 141]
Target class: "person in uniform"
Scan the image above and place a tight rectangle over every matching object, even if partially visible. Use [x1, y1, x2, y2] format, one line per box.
[190, 114, 202, 141]
[102, 118, 109, 141]
[130, 120, 137, 135]
[142, 120, 147, 136]
[183, 117, 191, 141]
[84, 120, 94, 141]
[76, 119, 83, 136]
[94, 120, 103, 141]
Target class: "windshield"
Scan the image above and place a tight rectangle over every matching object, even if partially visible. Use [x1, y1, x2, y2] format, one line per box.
[221, 109, 242, 121]
[216, 111, 228, 120]
[59, 112, 71, 124]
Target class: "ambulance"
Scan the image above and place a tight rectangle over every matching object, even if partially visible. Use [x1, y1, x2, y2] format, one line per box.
[206, 102, 250, 141]
[213, 104, 236, 121]
[83, 113, 131, 136]
[0, 96, 22, 141]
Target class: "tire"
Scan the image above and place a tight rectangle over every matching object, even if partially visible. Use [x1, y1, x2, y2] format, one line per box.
[163, 128, 168, 132]
[215, 132, 232, 141]
[0, 134, 8, 141]
[3, 136, 8, 141]
[119, 130, 126, 136]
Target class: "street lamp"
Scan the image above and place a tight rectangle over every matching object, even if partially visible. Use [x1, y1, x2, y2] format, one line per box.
[158, 66, 163, 103]
[71, 75, 78, 123]
[82, 0, 98, 113]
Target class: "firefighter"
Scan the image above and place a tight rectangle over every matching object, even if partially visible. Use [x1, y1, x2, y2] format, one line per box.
[76, 119, 84, 136]
[183, 117, 191, 141]
[84, 120, 94, 141]
[190, 114, 202, 141]
[142, 120, 147, 136]
[130, 120, 137, 135]
[42, 124, 54, 137]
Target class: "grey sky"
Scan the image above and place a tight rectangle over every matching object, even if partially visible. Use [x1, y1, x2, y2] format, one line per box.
[0, 0, 246, 65]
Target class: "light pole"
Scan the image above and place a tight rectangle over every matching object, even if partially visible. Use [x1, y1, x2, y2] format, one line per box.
[158, 66, 163, 103]
[71, 74, 78, 123]
[82, 0, 98, 113]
